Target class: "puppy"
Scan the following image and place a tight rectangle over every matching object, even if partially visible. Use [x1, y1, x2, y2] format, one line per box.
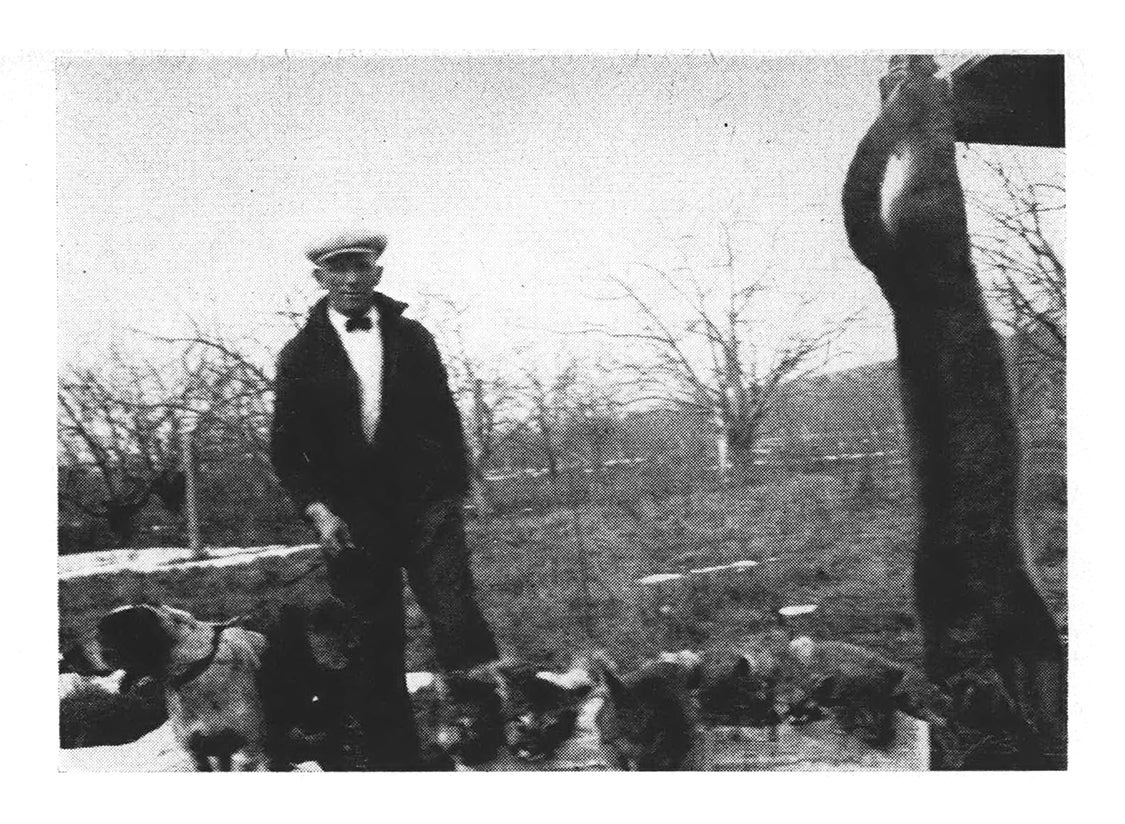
[431, 664, 508, 768]
[783, 636, 945, 749]
[58, 667, 167, 749]
[498, 662, 596, 765]
[64, 604, 268, 771]
[697, 632, 788, 730]
[596, 656, 702, 770]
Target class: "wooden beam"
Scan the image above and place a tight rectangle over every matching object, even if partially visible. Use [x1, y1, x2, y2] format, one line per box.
[950, 55, 1065, 148]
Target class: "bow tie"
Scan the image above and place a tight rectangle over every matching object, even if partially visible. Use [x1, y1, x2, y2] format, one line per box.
[345, 316, 373, 332]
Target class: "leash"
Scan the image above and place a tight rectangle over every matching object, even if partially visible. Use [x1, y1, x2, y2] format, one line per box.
[277, 540, 367, 589]
[168, 624, 227, 689]
[278, 558, 327, 588]
[166, 615, 249, 689]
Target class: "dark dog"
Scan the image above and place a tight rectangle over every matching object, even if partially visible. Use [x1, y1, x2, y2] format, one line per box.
[257, 603, 350, 770]
[427, 658, 603, 769]
[696, 633, 787, 730]
[432, 664, 508, 767]
[258, 602, 455, 771]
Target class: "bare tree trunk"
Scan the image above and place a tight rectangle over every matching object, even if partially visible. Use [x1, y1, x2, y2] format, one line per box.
[181, 419, 204, 559]
[470, 476, 493, 521]
[714, 409, 731, 486]
[726, 440, 758, 487]
[469, 378, 495, 519]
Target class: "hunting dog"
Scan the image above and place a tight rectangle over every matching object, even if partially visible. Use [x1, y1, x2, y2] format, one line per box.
[63, 604, 268, 771]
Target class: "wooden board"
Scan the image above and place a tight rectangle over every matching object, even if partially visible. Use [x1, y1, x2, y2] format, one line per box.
[60, 707, 927, 772]
[700, 714, 929, 771]
[950, 55, 1065, 148]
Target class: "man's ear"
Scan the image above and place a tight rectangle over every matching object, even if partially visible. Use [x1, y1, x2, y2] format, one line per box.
[312, 267, 330, 289]
[433, 672, 450, 700]
[371, 264, 384, 287]
[119, 671, 155, 694]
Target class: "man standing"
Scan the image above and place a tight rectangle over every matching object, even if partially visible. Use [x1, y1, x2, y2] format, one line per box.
[270, 232, 498, 769]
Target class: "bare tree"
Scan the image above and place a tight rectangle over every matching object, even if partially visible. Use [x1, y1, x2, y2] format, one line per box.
[516, 356, 580, 482]
[58, 327, 277, 549]
[965, 150, 1066, 411]
[416, 293, 523, 514]
[58, 355, 186, 545]
[558, 361, 628, 483]
[965, 149, 1067, 521]
[151, 329, 276, 463]
[602, 222, 852, 484]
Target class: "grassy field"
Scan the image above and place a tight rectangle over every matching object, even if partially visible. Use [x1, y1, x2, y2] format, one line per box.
[58, 464, 1068, 676]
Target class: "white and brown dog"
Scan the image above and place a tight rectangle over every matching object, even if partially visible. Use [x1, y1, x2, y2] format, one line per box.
[63, 604, 268, 771]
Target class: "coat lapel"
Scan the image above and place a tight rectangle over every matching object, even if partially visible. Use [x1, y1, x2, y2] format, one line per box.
[373, 293, 405, 416]
[301, 293, 408, 446]
[303, 299, 363, 440]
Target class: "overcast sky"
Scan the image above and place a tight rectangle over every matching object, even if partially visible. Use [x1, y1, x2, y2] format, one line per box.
[56, 54, 1064, 379]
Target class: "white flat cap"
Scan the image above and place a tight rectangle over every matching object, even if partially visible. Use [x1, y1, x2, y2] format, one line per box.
[306, 232, 389, 266]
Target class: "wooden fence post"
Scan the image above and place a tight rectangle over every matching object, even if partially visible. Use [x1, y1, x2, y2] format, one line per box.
[181, 417, 204, 559]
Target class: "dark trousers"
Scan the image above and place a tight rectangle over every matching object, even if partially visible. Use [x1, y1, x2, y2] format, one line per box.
[326, 498, 498, 770]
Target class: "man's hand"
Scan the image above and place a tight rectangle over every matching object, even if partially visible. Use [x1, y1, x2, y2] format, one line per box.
[305, 502, 354, 560]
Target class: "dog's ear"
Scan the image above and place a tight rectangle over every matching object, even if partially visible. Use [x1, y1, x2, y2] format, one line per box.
[97, 605, 173, 678]
[563, 681, 594, 703]
[682, 659, 705, 691]
[883, 665, 907, 692]
[600, 663, 629, 707]
[60, 639, 113, 676]
[734, 656, 751, 678]
[809, 676, 837, 702]
[526, 671, 595, 707]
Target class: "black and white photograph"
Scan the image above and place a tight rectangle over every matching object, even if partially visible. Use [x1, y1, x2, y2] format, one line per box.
[46, 48, 1068, 776]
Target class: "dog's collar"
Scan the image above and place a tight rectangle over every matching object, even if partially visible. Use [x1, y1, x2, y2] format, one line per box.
[168, 625, 226, 689]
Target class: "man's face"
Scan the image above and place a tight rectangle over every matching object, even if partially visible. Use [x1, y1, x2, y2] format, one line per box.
[314, 253, 383, 317]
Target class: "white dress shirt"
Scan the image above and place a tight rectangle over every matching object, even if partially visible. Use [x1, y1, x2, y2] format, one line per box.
[328, 306, 383, 442]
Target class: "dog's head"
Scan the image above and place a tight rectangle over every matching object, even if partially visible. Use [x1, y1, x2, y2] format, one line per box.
[782, 637, 909, 748]
[697, 654, 781, 727]
[596, 657, 697, 770]
[434, 666, 507, 767]
[496, 664, 593, 763]
[61, 604, 221, 690]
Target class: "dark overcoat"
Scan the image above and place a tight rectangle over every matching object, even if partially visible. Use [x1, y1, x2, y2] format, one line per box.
[270, 292, 471, 540]
[269, 293, 495, 767]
